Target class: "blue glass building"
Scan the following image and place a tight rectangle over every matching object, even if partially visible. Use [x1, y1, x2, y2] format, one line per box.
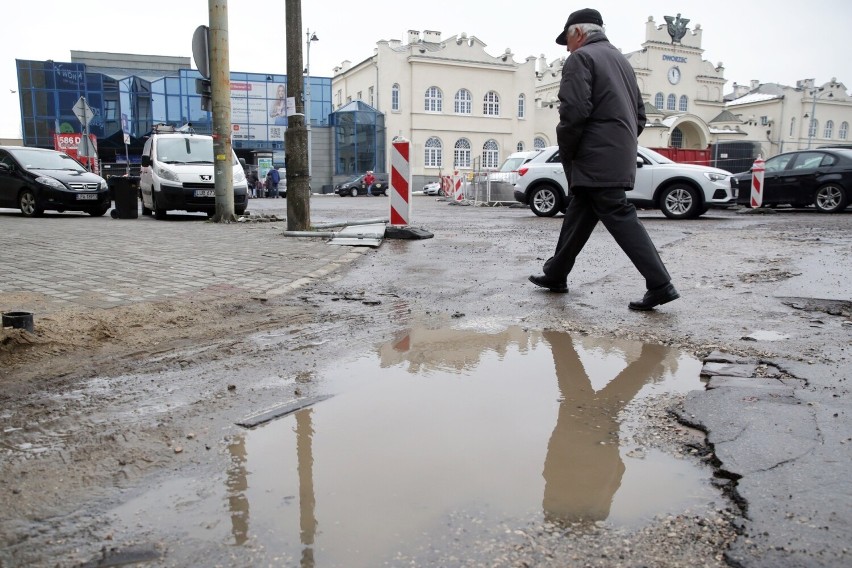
[15, 55, 332, 166]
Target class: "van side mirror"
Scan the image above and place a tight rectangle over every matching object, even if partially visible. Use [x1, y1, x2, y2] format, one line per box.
[141, 155, 151, 167]
[636, 157, 644, 168]
[239, 158, 247, 168]
[0, 162, 10, 173]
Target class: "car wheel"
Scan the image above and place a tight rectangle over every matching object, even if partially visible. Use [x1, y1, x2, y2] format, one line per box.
[660, 184, 701, 219]
[153, 193, 167, 220]
[814, 183, 847, 213]
[141, 204, 152, 216]
[18, 189, 44, 217]
[88, 204, 110, 216]
[350, 187, 358, 197]
[236, 207, 246, 216]
[530, 185, 562, 217]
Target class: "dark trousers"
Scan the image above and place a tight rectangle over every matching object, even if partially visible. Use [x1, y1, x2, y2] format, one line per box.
[543, 187, 671, 289]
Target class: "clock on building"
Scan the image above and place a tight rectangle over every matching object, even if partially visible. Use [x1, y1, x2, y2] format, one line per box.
[667, 66, 681, 85]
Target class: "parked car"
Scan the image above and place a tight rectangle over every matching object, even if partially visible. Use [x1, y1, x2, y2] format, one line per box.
[732, 148, 852, 213]
[423, 181, 441, 195]
[139, 125, 248, 219]
[488, 150, 543, 182]
[0, 146, 110, 217]
[334, 172, 389, 196]
[513, 146, 736, 218]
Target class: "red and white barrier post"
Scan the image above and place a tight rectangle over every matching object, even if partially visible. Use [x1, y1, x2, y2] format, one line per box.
[750, 155, 765, 208]
[390, 137, 412, 226]
[453, 169, 463, 201]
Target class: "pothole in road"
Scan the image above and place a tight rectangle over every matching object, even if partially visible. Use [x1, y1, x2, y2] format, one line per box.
[111, 326, 719, 565]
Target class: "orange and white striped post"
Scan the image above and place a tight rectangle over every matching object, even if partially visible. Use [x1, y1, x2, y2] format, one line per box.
[390, 137, 412, 226]
[453, 169, 463, 201]
[750, 155, 765, 208]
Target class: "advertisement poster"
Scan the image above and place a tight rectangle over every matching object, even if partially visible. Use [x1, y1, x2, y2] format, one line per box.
[54, 133, 99, 175]
[230, 80, 287, 142]
[257, 157, 273, 179]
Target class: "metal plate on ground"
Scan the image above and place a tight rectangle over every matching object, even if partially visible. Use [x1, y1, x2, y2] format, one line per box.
[329, 223, 386, 247]
[237, 394, 333, 428]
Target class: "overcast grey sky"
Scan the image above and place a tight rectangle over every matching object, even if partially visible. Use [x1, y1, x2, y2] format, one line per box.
[2, 0, 850, 138]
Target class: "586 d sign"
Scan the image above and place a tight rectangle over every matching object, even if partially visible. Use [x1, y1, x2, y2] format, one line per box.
[53, 133, 99, 174]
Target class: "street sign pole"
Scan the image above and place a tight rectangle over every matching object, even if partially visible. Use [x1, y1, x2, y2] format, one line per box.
[73, 96, 97, 172]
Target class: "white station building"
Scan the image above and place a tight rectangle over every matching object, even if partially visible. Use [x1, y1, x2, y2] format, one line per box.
[331, 14, 851, 182]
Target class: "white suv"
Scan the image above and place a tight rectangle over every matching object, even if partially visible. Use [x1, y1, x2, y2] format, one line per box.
[512, 146, 736, 219]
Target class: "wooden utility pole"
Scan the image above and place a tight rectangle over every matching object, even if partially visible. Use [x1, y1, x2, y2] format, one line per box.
[209, 0, 236, 222]
[285, 0, 310, 230]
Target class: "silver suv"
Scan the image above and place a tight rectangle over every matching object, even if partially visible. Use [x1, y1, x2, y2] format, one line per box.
[513, 146, 736, 219]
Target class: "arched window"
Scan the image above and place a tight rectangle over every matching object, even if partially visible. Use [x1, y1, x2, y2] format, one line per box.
[654, 92, 664, 109]
[790, 117, 796, 137]
[808, 119, 818, 138]
[454, 89, 472, 114]
[825, 120, 834, 139]
[533, 137, 547, 149]
[425, 137, 442, 167]
[678, 95, 688, 112]
[516, 141, 525, 152]
[666, 94, 676, 111]
[483, 91, 500, 116]
[454, 138, 472, 168]
[482, 139, 499, 168]
[671, 127, 684, 148]
[425, 87, 442, 112]
[840, 121, 849, 140]
[391, 83, 400, 111]
[517, 94, 526, 119]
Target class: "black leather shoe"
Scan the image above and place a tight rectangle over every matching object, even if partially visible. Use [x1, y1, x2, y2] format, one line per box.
[529, 274, 568, 293]
[628, 282, 679, 310]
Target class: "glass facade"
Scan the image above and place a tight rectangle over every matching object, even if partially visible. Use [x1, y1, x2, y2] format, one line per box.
[15, 58, 333, 163]
[330, 101, 385, 175]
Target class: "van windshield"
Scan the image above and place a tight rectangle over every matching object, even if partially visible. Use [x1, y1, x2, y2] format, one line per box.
[156, 137, 214, 164]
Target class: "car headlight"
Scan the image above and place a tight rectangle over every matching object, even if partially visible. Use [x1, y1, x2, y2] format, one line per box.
[35, 176, 66, 190]
[100, 179, 108, 190]
[155, 164, 180, 182]
[233, 167, 246, 183]
[703, 172, 729, 182]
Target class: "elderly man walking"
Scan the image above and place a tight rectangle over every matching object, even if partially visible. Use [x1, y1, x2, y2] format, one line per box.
[529, 8, 679, 311]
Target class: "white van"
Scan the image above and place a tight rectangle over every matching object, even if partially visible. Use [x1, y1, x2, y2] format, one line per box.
[139, 125, 248, 219]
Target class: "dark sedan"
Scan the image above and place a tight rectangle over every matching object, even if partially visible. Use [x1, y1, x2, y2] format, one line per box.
[733, 148, 852, 213]
[0, 146, 110, 217]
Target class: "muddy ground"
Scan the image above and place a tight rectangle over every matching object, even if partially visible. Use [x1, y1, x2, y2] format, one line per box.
[1, 199, 850, 567]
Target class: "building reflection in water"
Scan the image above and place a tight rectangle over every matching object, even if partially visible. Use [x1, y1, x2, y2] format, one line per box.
[221, 325, 701, 564]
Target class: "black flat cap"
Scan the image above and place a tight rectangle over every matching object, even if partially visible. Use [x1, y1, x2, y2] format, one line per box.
[555, 8, 604, 45]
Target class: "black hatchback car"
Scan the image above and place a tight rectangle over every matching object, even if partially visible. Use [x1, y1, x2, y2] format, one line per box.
[732, 148, 852, 213]
[334, 173, 389, 196]
[0, 146, 110, 217]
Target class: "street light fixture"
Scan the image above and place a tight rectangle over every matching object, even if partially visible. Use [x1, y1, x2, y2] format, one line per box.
[305, 29, 319, 176]
[807, 87, 834, 149]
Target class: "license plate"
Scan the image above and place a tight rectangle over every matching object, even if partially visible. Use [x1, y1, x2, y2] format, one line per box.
[76, 193, 98, 200]
[194, 189, 215, 197]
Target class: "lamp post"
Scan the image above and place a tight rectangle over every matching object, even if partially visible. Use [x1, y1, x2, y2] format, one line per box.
[305, 29, 318, 176]
[806, 88, 833, 149]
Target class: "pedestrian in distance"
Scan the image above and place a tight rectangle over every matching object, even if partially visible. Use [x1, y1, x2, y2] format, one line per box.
[266, 168, 281, 198]
[249, 173, 259, 198]
[528, 7, 679, 311]
[364, 171, 376, 196]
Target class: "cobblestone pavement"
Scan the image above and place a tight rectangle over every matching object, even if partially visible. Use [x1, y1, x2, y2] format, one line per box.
[0, 199, 366, 314]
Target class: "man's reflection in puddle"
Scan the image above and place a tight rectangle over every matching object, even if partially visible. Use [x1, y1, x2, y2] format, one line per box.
[541, 332, 667, 523]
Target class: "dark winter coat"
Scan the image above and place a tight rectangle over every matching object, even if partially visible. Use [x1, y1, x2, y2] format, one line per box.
[556, 31, 646, 189]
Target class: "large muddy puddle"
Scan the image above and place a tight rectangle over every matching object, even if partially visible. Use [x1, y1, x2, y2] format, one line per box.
[111, 326, 717, 565]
